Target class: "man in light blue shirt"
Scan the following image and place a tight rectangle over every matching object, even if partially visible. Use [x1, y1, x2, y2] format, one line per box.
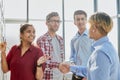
[70, 30, 92, 66]
[59, 12, 120, 80]
[69, 10, 92, 80]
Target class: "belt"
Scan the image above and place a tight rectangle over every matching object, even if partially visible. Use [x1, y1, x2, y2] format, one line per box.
[73, 74, 84, 79]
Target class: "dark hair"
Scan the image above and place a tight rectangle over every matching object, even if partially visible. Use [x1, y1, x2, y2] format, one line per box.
[74, 10, 87, 19]
[46, 12, 59, 22]
[20, 23, 33, 34]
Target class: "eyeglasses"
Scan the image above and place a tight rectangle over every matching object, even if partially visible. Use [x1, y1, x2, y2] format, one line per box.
[48, 20, 61, 23]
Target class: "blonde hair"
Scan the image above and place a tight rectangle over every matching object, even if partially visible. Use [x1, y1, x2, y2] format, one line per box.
[89, 12, 113, 35]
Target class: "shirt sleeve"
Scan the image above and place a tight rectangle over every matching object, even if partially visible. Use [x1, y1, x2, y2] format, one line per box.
[70, 65, 87, 77]
[69, 40, 75, 63]
[90, 51, 111, 80]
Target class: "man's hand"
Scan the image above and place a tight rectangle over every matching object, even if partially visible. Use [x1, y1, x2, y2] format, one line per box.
[59, 62, 70, 74]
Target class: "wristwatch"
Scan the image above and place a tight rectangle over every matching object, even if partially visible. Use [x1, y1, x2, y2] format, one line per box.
[37, 64, 42, 67]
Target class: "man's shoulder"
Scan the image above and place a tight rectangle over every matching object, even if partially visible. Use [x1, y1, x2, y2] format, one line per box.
[71, 35, 78, 42]
[37, 33, 48, 41]
[56, 34, 63, 40]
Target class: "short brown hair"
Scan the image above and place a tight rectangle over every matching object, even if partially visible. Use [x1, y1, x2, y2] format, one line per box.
[46, 12, 59, 22]
[74, 10, 87, 19]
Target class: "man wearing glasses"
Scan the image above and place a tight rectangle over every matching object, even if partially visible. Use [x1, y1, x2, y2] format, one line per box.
[37, 12, 64, 80]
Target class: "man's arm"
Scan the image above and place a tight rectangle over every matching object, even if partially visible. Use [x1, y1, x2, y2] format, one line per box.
[69, 40, 75, 64]
[70, 66, 87, 77]
[59, 62, 87, 77]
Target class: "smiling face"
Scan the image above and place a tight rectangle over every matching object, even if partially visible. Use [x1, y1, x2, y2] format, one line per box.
[74, 14, 87, 30]
[73, 10, 87, 34]
[46, 16, 61, 32]
[20, 24, 35, 44]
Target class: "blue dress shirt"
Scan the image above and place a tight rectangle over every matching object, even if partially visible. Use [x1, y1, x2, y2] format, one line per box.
[70, 29, 92, 66]
[70, 36, 120, 80]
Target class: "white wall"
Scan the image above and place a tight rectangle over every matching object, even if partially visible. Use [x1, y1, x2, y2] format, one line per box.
[0, 0, 118, 80]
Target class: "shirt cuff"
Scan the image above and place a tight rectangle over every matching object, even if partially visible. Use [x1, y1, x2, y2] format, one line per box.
[70, 65, 87, 77]
[70, 65, 78, 74]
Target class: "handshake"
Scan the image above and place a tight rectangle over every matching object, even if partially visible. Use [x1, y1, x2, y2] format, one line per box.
[58, 61, 73, 74]
[58, 62, 87, 80]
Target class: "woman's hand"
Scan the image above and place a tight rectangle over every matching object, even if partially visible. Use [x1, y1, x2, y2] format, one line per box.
[0, 42, 6, 53]
[37, 54, 51, 65]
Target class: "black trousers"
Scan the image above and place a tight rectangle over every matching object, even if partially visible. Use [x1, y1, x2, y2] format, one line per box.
[72, 74, 84, 80]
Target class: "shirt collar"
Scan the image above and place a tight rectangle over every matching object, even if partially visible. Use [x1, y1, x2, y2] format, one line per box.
[75, 29, 88, 37]
[92, 36, 109, 48]
[45, 31, 61, 41]
[18, 44, 34, 52]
